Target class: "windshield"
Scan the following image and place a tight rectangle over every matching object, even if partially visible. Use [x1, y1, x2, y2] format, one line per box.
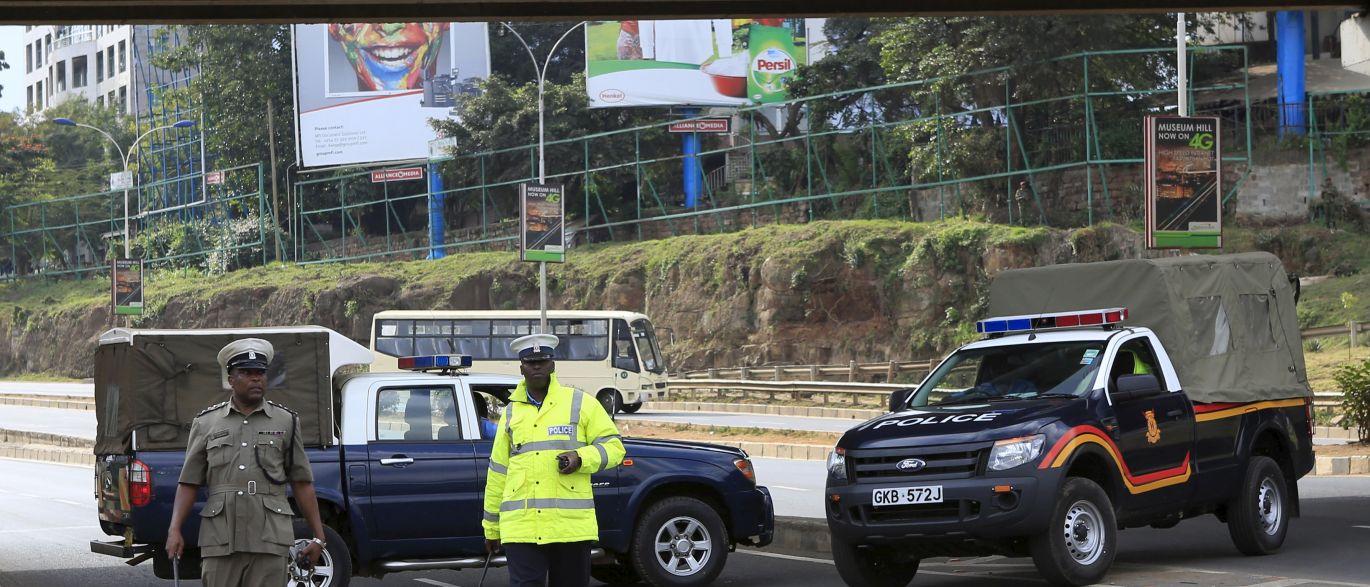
[909, 341, 1106, 408]
[631, 319, 666, 374]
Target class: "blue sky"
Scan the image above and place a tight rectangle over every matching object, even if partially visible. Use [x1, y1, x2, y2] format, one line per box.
[0, 26, 23, 113]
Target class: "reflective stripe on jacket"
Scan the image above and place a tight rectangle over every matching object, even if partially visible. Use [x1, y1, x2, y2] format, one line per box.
[482, 374, 625, 544]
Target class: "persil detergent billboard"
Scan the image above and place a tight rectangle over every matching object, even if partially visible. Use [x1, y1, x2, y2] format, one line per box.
[585, 19, 816, 108]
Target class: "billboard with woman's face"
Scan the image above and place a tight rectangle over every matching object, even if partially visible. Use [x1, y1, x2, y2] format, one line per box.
[293, 22, 490, 167]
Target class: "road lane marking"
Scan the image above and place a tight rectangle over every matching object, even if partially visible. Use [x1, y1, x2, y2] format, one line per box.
[736, 550, 832, 565]
[1240, 580, 1309, 587]
[768, 485, 810, 492]
[414, 579, 461, 587]
[1354, 525, 1370, 529]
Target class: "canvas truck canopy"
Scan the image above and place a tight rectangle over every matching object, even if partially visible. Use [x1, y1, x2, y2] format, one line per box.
[986, 252, 1309, 404]
[93, 326, 373, 454]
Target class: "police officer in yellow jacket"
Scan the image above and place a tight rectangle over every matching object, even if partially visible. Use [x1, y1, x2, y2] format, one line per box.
[483, 333, 626, 587]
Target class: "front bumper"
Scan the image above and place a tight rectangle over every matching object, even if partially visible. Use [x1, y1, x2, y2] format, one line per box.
[825, 468, 1062, 550]
[737, 486, 775, 548]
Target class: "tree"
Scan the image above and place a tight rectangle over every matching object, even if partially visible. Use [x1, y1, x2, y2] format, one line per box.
[150, 25, 295, 187]
[430, 74, 678, 228]
[0, 49, 9, 102]
[490, 21, 586, 85]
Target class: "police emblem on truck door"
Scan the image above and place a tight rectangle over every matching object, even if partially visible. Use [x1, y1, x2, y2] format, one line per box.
[1145, 410, 1161, 444]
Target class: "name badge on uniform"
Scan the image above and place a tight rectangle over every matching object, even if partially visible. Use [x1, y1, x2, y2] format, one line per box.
[547, 425, 575, 436]
[209, 429, 230, 440]
[259, 430, 285, 436]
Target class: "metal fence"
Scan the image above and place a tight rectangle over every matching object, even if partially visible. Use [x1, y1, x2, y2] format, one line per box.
[294, 45, 1257, 264]
[3, 163, 267, 279]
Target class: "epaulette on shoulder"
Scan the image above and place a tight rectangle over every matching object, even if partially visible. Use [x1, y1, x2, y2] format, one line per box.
[267, 400, 298, 415]
[196, 401, 228, 418]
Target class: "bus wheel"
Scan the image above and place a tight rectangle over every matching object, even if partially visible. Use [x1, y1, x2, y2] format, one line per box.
[621, 401, 643, 414]
[597, 389, 620, 416]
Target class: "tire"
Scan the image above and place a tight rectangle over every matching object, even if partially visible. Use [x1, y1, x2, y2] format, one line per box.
[1226, 455, 1290, 556]
[629, 496, 728, 587]
[621, 401, 644, 414]
[831, 536, 918, 587]
[591, 560, 642, 585]
[598, 389, 621, 417]
[1029, 477, 1117, 587]
[289, 522, 351, 587]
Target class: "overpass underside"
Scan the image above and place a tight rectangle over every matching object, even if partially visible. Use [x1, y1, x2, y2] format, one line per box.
[0, 0, 1359, 23]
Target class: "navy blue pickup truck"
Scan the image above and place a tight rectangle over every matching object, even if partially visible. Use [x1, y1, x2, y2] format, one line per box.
[89, 327, 773, 586]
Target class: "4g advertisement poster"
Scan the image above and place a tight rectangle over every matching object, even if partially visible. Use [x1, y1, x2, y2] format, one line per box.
[1144, 116, 1222, 249]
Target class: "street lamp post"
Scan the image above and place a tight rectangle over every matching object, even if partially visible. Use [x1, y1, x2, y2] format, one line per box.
[500, 21, 586, 335]
[53, 117, 196, 258]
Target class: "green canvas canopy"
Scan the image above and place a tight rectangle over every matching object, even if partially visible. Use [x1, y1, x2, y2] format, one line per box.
[986, 252, 1310, 404]
[93, 327, 374, 454]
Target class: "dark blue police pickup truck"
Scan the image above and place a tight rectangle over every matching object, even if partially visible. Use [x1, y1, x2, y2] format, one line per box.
[89, 327, 772, 586]
[826, 254, 1315, 587]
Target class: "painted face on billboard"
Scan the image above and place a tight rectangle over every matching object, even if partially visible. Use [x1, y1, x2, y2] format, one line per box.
[328, 23, 449, 91]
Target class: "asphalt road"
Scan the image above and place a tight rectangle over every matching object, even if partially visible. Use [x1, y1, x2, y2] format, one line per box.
[0, 381, 93, 397]
[3, 457, 1369, 587]
[0, 405, 96, 439]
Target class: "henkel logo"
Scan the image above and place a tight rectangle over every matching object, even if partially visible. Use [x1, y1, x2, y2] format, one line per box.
[752, 48, 795, 74]
[598, 89, 626, 103]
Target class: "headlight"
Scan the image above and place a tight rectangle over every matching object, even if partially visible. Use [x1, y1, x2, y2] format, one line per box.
[987, 434, 1046, 471]
[827, 448, 848, 482]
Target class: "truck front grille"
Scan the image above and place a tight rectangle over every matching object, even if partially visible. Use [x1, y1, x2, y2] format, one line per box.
[848, 443, 986, 481]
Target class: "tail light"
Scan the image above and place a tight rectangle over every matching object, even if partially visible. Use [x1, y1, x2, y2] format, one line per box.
[733, 458, 756, 485]
[129, 460, 152, 507]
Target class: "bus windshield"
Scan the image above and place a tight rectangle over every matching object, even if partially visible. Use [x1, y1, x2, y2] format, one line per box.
[631, 319, 665, 374]
[910, 341, 1106, 407]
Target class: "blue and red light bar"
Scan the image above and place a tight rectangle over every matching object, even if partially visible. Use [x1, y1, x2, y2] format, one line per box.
[398, 355, 473, 371]
[976, 308, 1128, 335]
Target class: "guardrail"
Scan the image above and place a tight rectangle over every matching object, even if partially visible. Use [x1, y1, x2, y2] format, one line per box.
[676, 322, 1364, 386]
[665, 379, 1348, 410]
[676, 360, 939, 384]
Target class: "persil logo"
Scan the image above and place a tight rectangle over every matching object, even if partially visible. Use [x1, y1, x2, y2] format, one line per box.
[598, 89, 626, 103]
[752, 48, 795, 74]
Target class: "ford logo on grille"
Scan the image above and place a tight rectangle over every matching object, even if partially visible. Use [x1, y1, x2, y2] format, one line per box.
[895, 458, 927, 472]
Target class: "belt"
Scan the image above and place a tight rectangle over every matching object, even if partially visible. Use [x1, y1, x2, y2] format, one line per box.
[208, 481, 281, 496]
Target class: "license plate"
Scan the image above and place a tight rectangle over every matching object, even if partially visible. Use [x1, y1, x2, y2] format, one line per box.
[871, 485, 944, 507]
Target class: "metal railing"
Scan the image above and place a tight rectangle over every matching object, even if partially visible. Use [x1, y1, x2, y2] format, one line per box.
[676, 359, 938, 384]
[294, 45, 1256, 264]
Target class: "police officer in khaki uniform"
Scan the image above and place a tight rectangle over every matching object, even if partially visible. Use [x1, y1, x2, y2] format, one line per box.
[165, 338, 328, 586]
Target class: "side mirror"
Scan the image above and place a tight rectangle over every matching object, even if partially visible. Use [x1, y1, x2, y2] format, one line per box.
[1113, 374, 1163, 403]
[889, 388, 916, 412]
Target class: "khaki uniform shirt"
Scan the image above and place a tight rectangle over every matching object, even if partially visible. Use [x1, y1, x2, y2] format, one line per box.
[178, 400, 312, 558]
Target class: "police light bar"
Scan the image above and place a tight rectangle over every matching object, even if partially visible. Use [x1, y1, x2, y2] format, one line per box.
[398, 355, 473, 371]
[976, 308, 1129, 335]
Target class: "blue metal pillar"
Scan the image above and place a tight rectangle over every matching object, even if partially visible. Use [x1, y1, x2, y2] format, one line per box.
[681, 108, 701, 208]
[427, 163, 446, 259]
[1277, 11, 1307, 136]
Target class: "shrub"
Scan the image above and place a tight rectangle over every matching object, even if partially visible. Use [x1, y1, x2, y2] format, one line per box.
[1332, 358, 1370, 442]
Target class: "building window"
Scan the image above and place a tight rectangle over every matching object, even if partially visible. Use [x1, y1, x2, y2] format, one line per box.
[96, 51, 104, 82]
[26, 86, 33, 110]
[106, 46, 114, 79]
[56, 60, 66, 92]
[118, 86, 127, 111]
[25, 43, 32, 73]
[44, 34, 51, 57]
[34, 39, 41, 67]
[97, 94, 104, 108]
[72, 56, 87, 88]
[35, 81, 43, 108]
[117, 40, 126, 73]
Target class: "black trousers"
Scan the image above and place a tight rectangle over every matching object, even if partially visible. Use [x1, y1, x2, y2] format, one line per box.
[504, 541, 591, 587]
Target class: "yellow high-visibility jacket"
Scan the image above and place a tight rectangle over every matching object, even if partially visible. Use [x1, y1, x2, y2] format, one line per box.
[482, 374, 626, 544]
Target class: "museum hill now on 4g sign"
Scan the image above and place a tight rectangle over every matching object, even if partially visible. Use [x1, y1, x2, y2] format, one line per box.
[1144, 116, 1222, 249]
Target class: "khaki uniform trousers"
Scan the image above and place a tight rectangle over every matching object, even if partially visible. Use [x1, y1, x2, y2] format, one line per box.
[201, 552, 287, 587]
